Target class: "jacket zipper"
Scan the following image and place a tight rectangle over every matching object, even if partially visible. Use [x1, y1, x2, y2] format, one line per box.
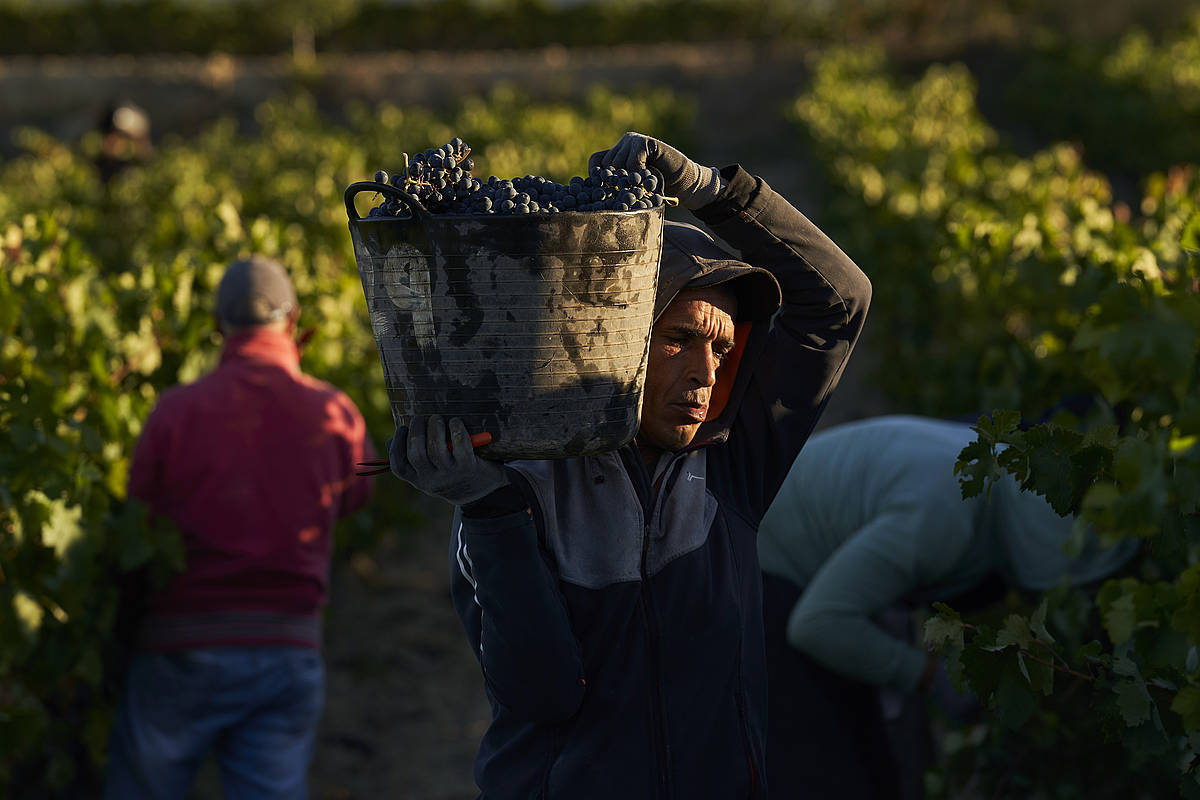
[735, 681, 758, 797]
[724, 494, 758, 799]
[626, 445, 673, 800]
[640, 520, 671, 800]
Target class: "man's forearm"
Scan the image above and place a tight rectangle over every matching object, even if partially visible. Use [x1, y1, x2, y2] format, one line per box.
[692, 165, 872, 484]
[695, 165, 871, 336]
[454, 506, 587, 722]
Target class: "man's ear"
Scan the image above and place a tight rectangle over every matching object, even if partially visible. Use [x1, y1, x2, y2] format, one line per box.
[285, 306, 301, 335]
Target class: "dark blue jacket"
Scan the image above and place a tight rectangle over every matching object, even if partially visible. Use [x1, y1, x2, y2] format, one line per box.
[449, 165, 871, 799]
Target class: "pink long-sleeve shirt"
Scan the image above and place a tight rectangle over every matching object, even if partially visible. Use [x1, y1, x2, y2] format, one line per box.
[128, 327, 375, 650]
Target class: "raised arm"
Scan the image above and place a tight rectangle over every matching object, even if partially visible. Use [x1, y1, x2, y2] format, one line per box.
[694, 166, 871, 494]
[591, 133, 871, 508]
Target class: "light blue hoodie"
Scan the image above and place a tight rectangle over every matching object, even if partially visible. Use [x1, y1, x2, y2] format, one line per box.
[757, 415, 1138, 692]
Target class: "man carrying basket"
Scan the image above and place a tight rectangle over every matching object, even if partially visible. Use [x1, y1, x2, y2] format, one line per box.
[389, 133, 872, 799]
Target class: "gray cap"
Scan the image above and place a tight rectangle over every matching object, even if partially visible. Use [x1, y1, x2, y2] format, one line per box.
[215, 255, 298, 326]
[654, 222, 782, 323]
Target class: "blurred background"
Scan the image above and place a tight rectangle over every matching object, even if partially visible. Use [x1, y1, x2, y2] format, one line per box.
[2, 1, 1199, 797]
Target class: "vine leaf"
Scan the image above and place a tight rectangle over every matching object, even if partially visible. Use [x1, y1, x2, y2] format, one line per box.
[1031, 600, 1056, 644]
[1114, 680, 1152, 727]
[924, 603, 965, 650]
[955, 410, 1019, 499]
[995, 614, 1035, 652]
[1173, 565, 1200, 644]
[1172, 687, 1200, 731]
[994, 664, 1037, 728]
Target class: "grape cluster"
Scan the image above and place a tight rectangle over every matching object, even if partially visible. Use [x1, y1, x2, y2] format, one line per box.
[366, 138, 674, 217]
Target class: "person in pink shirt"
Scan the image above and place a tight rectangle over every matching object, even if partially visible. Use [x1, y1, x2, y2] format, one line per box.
[106, 255, 375, 799]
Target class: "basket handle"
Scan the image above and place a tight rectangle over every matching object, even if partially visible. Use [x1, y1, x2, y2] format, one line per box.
[344, 180, 430, 222]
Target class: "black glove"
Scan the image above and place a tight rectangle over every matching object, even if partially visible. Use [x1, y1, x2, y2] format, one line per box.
[588, 132, 724, 209]
[388, 415, 508, 506]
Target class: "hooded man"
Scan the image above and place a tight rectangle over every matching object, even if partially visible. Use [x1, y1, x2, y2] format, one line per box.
[388, 132, 872, 798]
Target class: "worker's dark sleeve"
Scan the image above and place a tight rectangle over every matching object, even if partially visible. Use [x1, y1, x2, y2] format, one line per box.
[694, 165, 872, 513]
[449, 484, 586, 722]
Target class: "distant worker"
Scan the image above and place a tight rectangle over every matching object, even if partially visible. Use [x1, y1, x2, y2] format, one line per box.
[96, 98, 153, 183]
[106, 255, 376, 799]
[758, 414, 1138, 799]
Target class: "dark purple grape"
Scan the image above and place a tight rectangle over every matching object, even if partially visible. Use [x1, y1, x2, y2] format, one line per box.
[366, 137, 675, 217]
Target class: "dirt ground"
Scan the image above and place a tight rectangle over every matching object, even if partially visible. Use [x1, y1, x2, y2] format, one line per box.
[311, 497, 487, 800]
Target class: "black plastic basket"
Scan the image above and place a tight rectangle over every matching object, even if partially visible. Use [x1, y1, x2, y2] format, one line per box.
[345, 181, 664, 460]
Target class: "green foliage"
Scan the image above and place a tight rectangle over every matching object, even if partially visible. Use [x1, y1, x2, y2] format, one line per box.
[1, 214, 187, 791]
[0, 0, 825, 56]
[999, 12, 1200, 178]
[794, 44, 1200, 796]
[0, 85, 691, 793]
[0, 0, 1188, 57]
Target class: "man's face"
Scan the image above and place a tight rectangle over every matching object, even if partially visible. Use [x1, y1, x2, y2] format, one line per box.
[636, 286, 738, 461]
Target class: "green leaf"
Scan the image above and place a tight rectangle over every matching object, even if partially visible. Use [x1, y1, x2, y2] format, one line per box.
[955, 438, 997, 499]
[1171, 690, 1200, 734]
[12, 590, 44, 641]
[976, 409, 1022, 440]
[1019, 423, 1085, 515]
[1102, 587, 1139, 645]
[1181, 209, 1200, 254]
[994, 662, 1037, 728]
[1113, 679, 1152, 727]
[1174, 565, 1200, 644]
[924, 606, 965, 650]
[37, 495, 84, 560]
[1030, 599, 1056, 645]
[1076, 640, 1105, 663]
[955, 410, 1022, 499]
[960, 626, 1003, 700]
[995, 614, 1035, 651]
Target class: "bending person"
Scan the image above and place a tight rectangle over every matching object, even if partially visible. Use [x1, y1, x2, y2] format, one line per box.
[758, 413, 1138, 799]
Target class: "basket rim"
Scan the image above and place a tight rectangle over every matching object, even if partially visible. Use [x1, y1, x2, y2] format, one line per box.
[352, 205, 667, 223]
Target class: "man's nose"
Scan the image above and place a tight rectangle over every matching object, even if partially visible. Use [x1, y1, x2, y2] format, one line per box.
[687, 346, 721, 388]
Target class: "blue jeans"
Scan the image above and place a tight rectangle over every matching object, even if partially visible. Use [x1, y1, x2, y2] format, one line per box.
[105, 647, 325, 800]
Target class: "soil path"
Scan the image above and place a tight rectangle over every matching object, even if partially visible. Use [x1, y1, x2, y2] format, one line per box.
[312, 496, 485, 800]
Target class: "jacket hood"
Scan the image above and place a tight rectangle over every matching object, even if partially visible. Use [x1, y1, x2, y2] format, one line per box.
[654, 221, 782, 323]
[650, 222, 777, 435]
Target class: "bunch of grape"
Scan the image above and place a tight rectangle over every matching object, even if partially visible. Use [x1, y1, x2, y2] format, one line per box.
[366, 138, 675, 217]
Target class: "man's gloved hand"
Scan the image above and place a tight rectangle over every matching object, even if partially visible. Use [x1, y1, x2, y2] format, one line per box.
[389, 415, 509, 506]
[588, 132, 725, 210]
